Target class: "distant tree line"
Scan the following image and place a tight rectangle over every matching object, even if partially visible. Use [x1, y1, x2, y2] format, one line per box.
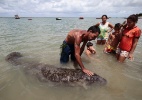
[136, 13, 142, 17]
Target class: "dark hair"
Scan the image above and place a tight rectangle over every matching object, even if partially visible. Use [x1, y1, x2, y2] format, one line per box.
[127, 14, 138, 23]
[86, 42, 93, 47]
[102, 15, 108, 19]
[114, 23, 121, 29]
[87, 26, 100, 34]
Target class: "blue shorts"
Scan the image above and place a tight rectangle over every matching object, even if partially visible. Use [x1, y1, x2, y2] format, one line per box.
[60, 41, 76, 63]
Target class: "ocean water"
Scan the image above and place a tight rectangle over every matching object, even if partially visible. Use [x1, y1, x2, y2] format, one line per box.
[0, 17, 142, 100]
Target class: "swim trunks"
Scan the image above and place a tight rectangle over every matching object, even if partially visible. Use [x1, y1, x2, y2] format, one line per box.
[60, 41, 76, 63]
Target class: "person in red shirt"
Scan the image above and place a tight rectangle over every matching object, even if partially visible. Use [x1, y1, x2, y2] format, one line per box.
[116, 14, 141, 62]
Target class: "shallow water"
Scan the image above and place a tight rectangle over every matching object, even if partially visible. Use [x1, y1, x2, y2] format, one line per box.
[0, 17, 142, 100]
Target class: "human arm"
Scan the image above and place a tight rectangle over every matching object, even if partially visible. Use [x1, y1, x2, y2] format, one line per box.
[118, 24, 126, 42]
[85, 49, 92, 58]
[108, 23, 114, 33]
[128, 38, 139, 61]
[94, 23, 100, 27]
[128, 28, 141, 60]
[120, 21, 127, 29]
[74, 40, 94, 76]
[105, 34, 111, 47]
[90, 46, 96, 54]
[85, 46, 96, 56]
[80, 41, 87, 55]
[85, 48, 100, 62]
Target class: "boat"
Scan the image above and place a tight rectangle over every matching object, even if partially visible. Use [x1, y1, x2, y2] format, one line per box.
[15, 15, 20, 19]
[56, 18, 62, 20]
[96, 17, 101, 19]
[79, 17, 84, 19]
[28, 18, 32, 20]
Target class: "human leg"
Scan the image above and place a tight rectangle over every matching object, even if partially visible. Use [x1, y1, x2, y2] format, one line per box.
[66, 43, 76, 62]
[118, 56, 126, 62]
[116, 48, 120, 59]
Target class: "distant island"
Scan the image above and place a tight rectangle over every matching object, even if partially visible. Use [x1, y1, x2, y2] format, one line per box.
[136, 13, 142, 17]
[136, 13, 142, 19]
[123, 13, 142, 19]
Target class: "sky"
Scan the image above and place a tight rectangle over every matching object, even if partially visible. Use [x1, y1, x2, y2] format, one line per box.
[0, 0, 142, 17]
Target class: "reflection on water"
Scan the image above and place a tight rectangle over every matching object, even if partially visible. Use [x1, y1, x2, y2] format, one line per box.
[0, 18, 142, 100]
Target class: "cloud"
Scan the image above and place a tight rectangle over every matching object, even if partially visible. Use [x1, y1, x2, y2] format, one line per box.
[112, 0, 142, 7]
[0, 0, 142, 17]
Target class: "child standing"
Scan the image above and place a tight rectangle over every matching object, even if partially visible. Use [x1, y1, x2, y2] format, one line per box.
[104, 23, 122, 54]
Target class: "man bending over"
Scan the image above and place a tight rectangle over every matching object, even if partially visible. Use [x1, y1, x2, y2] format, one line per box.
[60, 26, 100, 76]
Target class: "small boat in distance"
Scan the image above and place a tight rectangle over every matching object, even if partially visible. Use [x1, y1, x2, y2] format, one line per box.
[56, 18, 62, 20]
[15, 15, 20, 19]
[96, 17, 101, 19]
[79, 17, 84, 19]
[28, 18, 32, 20]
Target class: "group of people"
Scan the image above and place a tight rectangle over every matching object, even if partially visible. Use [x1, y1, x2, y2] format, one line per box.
[60, 14, 141, 76]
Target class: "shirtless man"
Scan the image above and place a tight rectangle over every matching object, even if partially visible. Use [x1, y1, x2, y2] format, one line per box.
[60, 26, 100, 76]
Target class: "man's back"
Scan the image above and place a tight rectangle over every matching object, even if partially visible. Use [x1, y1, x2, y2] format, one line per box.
[65, 29, 86, 44]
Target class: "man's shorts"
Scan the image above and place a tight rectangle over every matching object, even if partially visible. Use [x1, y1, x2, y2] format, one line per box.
[60, 41, 75, 63]
[116, 48, 129, 57]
